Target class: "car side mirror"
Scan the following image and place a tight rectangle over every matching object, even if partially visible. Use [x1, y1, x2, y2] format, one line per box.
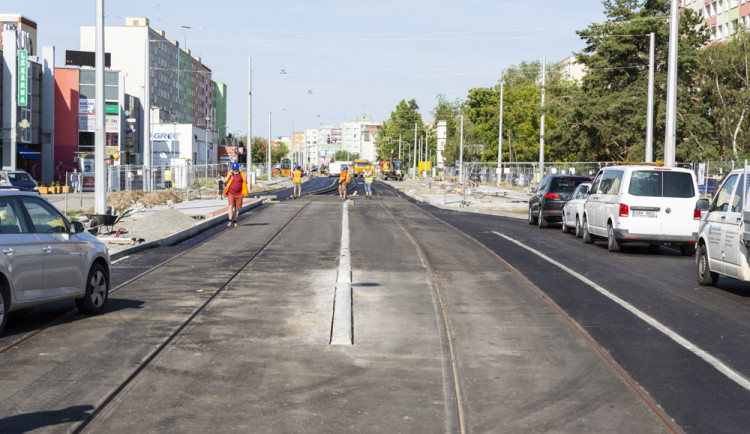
[71, 221, 85, 234]
[696, 198, 710, 212]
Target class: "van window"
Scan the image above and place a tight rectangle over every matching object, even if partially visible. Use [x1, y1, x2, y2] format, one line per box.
[712, 174, 738, 212]
[599, 170, 624, 195]
[732, 174, 745, 212]
[628, 170, 695, 198]
[590, 172, 602, 194]
[550, 177, 586, 192]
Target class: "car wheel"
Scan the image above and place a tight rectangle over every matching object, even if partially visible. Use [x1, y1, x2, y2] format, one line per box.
[75, 263, 109, 314]
[528, 206, 537, 225]
[607, 223, 621, 252]
[582, 217, 594, 244]
[0, 284, 7, 336]
[697, 244, 719, 286]
[537, 208, 548, 228]
[575, 216, 583, 238]
[561, 213, 569, 233]
[680, 244, 696, 257]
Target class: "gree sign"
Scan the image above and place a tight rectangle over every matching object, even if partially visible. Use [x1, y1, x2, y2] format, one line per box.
[17, 50, 27, 106]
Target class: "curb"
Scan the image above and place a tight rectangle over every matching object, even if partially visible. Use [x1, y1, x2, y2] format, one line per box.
[110, 199, 263, 261]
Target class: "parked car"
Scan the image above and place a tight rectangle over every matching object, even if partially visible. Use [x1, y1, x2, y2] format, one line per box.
[0, 190, 110, 335]
[697, 177, 718, 198]
[0, 170, 38, 192]
[528, 174, 591, 228]
[582, 165, 702, 255]
[561, 181, 592, 237]
[695, 168, 750, 285]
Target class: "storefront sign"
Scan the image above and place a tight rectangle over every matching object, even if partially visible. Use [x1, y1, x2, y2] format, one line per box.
[17, 50, 27, 106]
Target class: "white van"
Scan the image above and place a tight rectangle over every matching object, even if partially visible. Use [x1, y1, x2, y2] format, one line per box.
[582, 165, 702, 254]
[695, 167, 750, 285]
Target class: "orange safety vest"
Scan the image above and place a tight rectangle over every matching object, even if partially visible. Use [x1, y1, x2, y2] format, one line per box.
[292, 169, 302, 183]
[339, 172, 347, 183]
[223, 172, 249, 197]
[345, 172, 351, 184]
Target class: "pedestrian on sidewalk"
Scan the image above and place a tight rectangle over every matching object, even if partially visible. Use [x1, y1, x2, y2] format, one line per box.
[216, 174, 224, 200]
[223, 162, 248, 227]
[70, 169, 79, 192]
[291, 165, 302, 199]
[164, 166, 173, 191]
[363, 166, 374, 199]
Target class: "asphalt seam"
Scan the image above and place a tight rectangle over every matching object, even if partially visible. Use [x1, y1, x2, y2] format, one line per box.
[330, 200, 353, 345]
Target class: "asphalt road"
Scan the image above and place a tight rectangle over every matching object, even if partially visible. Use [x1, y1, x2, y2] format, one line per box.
[0, 176, 746, 432]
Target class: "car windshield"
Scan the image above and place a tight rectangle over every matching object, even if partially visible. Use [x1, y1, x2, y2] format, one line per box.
[8, 172, 33, 183]
[629, 171, 695, 198]
[550, 177, 587, 192]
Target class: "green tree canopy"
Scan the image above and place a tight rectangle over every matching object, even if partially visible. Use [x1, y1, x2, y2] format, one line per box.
[375, 99, 427, 164]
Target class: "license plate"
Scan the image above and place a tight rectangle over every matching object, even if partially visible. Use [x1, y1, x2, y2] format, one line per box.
[632, 210, 657, 217]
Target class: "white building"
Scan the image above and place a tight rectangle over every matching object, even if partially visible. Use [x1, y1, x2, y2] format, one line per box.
[340, 115, 380, 161]
[150, 123, 216, 166]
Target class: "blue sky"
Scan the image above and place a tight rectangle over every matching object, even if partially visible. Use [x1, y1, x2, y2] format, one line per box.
[23, 0, 605, 138]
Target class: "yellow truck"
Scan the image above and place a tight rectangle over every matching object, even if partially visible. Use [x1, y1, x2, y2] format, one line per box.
[353, 160, 369, 177]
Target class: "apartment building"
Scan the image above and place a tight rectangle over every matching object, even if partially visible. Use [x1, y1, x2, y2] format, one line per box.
[682, 0, 750, 42]
[340, 115, 381, 161]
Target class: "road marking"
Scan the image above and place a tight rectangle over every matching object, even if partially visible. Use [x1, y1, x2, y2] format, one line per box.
[492, 230, 750, 392]
[331, 201, 353, 345]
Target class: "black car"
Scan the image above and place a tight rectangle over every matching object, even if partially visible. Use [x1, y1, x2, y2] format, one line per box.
[528, 174, 590, 228]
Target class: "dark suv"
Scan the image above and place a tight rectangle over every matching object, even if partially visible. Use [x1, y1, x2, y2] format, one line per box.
[529, 174, 591, 228]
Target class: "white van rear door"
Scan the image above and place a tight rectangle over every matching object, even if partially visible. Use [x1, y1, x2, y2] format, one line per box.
[658, 170, 700, 239]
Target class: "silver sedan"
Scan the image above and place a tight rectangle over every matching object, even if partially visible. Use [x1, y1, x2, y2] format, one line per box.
[561, 182, 592, 238]
[0, 190, 110, 335]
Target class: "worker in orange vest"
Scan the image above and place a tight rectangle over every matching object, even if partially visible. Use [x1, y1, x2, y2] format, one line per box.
[338, 167, 351, 199]
[291, 165, 302, 199]
[223, 162, 248, 227]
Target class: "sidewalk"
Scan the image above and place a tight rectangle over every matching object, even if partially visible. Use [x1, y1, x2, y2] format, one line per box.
[379, 177, 530, 219]
[44, 178, 290, 261]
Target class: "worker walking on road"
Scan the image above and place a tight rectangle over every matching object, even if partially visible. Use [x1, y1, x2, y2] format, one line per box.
[291, 165, 302, 199]
[339, 167, 351, 199]
[363, 166, 374, 199]
[223, 162, 248, 227]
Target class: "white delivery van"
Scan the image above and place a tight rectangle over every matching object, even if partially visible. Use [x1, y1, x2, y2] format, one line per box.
[695, 166, 750, 285]
[328, 161, 343, 178]
[582, 165, 702, 255]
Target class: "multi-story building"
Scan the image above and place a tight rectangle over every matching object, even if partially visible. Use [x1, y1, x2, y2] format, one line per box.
[80, 17, 225, 164]
[1, 15, 57, 183]
[340, 115, 380, 161]
[682, 0, 750, 42]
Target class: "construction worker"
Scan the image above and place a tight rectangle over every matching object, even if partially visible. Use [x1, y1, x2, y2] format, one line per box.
[164, 166, 173, 191]
[363, 166, 374, 199]
[291, 165, 302, 199]
[223, 162, 248, 227]
[338, 166, 350, 199]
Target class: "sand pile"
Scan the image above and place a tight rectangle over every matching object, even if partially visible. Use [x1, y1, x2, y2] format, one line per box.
[86, 190, 184, 214]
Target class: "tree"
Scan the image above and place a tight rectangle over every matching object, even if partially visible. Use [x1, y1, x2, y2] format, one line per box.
[700, 29, 750, 160]
[375, 99, 427, 166]
[271, 142, 289, 163]
[547, 0, 712, 162]
[331, 150, 359, 162]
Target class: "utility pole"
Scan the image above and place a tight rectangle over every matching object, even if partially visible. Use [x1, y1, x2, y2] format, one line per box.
[664, 0, 679, 167]
[497, 73, 504, 185]
[646, 32, 655, 163]
[539, 56, 546, 180]
[399, 134, 402, 160]
[413, 123, 417, 178]
[459, 114, 464, 181]
[267, 112, 272, 181]
[95, 0, 106, 214]
[251, 57, 255, 179]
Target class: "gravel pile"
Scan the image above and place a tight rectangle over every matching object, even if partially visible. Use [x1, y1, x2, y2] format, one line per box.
[113, 208, 199, 242]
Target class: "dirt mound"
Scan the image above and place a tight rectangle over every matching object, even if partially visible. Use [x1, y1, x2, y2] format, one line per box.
[86, 190, 184, 214]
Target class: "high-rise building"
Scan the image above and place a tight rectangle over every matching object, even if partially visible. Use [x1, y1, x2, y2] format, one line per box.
[80, 17, 225, 163]
[340, 115, 380, 161]
[682, 0, 750, 43]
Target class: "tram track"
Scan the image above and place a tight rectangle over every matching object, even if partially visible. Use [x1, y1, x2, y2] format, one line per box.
[371, 184, 466, 434]
[373, 181, 680, 434]
[71, 200, 312, 433]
